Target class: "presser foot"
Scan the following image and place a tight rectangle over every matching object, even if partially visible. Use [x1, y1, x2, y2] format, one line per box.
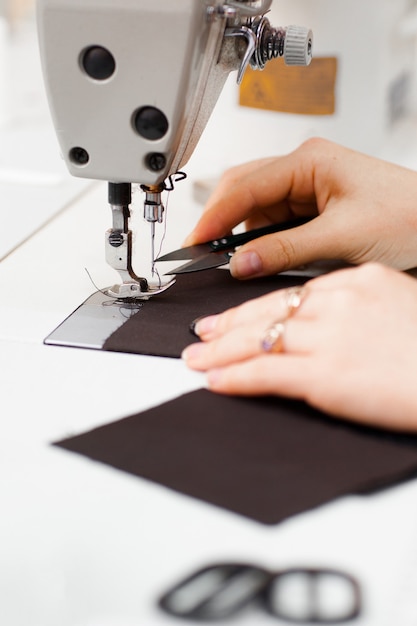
[105, 277, 176, 301]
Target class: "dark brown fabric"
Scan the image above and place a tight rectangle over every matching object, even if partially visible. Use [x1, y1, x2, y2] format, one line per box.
[103, 270, 307, 358]
[55, 389, 417, 525]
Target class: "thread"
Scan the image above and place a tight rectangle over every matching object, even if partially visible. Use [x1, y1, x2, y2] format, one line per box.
[84, 267, 144, 316]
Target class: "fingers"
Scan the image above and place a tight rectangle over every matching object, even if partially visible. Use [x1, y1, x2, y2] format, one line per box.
[199, 157, 276, 217]
[182, 286, 311, 371]
[184, 138, 370, 277]
[182, 314, 316, 371]
[182, 322, 268, 370]
[185, 145, 322, 246]
[205, 355, 312, 398]
[181, 271, 368, 374]
[182, 301, 283, 370]
[192, 286, 309, 341]
[229, 215, 339, 277]
[181, 263, 417, 428]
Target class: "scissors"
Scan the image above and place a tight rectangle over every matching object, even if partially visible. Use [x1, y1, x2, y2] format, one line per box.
[156, 216, 313, 274]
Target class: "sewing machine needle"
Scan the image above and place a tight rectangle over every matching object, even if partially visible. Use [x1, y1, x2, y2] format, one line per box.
[151, 221, 155, 276]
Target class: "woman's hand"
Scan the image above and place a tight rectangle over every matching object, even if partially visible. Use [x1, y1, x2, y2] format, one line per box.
[185, 139, 417, 278]
[182, 264, 417, 431]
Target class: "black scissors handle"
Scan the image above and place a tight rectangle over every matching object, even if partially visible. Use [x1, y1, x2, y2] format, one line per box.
[209, 217, 313, 252]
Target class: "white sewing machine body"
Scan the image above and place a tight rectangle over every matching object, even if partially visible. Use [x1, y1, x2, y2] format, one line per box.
[36, 0, 312, 301]
[37, 0, 239, 187]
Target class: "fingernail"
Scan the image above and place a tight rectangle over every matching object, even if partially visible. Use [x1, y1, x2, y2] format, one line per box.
[191, 314, 219, 338]
[231, 250, 263, 278]
[206, 368, 223, 389]
[189, 317, 203, 337]
[181, 342, 205, 364]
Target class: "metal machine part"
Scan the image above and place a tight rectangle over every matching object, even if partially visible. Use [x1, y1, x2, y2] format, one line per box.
[37, 0, 312, 300]
[44, 291, 144, 350]
[105, 182, 175, 299]
[141, 185, 165, 278]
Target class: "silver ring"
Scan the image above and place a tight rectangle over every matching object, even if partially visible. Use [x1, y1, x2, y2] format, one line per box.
[261, 322, 286, 353]
[285, 286, 306, 317]
[261, 286, 306, 353]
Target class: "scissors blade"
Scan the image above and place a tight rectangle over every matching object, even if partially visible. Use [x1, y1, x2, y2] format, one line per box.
[163, 251, 232, 274]
[156, 217, 313, 264]
[156, 243, 213, 262]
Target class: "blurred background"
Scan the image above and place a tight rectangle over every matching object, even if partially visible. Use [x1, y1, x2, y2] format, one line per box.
[192, 0, 417, 177]
[2, 0, 417, 249]
[0, 0, 90, 261]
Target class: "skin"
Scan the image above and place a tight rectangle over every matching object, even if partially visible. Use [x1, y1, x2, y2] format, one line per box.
[183, 264, 417, 431]
[184, 138, 417, 277]
[181, 139, 417, 431]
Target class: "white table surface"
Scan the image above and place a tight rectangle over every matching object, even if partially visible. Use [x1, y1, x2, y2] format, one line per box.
[1, 177, 417, 626]
[2, 15, 417, 626]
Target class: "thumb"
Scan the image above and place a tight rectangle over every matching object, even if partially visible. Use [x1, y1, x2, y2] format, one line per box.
[230, 216, 343, 278]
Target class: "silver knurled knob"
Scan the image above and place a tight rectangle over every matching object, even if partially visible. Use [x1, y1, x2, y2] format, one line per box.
[284, 25, 313, 66]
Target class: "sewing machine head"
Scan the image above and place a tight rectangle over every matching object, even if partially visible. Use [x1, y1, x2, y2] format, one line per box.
[37, 0, 312, 300]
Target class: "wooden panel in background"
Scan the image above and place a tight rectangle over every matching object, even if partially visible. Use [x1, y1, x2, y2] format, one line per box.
[239, 56, 338, 116]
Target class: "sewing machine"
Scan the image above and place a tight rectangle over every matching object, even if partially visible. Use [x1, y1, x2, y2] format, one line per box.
[36, 0, 312, 302]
